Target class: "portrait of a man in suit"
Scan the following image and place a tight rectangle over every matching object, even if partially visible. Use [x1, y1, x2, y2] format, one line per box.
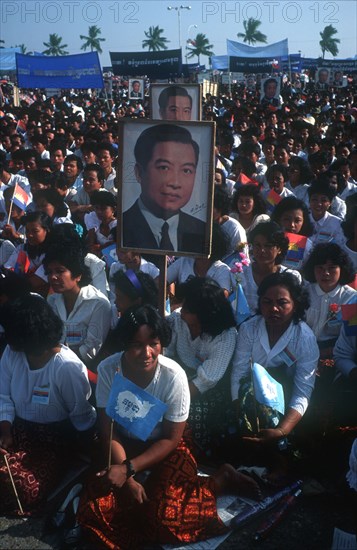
[122, 124, 206, 254]
[129, 79, 143, 99]
[260, 77, 281, 108]
[158, 86, 193, 120]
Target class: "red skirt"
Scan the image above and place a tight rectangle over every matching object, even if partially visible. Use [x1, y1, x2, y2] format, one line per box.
[78, 438, 228, 549]
[0, 417, 70, 516]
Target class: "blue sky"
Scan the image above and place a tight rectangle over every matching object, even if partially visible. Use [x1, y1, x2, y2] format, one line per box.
[1, 1, 356, 66]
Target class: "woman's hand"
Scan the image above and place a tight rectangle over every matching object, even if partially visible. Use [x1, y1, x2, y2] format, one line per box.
[96, 464, 128, 489]
[0, 433, 14, 455]
[243, 428, 284, 446]
[125, 477, 148, 505]
[2, 225, 19, 240]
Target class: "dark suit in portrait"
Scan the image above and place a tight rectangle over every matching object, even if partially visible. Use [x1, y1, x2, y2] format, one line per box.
[122, 200, 206, 254]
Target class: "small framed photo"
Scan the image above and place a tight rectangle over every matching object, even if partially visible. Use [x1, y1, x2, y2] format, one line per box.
[331, 70, 347, 87]
[316, 68, 330, 89]
[150, 83, 202, 121]
[260, 77, 281, 107]
[128, 79, 144, 100]
[117, 119, 215, 257]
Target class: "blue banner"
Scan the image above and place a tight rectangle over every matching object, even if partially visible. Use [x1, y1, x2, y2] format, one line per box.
[211, 55, 228, 71]
[110, 49, 182, 78]
[16, 52, 103, 89]
[0, 48, 21, 72]
[106, 374, 168, 441]
[252, 363, 285, 415]
[227, 39, 288, 58]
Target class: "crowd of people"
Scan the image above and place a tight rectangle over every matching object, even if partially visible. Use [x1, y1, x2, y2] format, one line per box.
[0, 72, 356, 548]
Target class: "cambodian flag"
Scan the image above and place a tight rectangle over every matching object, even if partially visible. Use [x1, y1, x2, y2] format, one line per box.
[284, 233, 307, 268]
[252, 363, 285, 415]
[341, 299, 357, 337]
[266, 189, 282, 212]
[14, 250, 30, 274]
[106, 374, 168, 441]
[12, 183, 30, 211]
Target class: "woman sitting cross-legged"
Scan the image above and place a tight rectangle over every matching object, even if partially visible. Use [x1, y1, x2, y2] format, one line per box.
[78, 305, 260, 549]
[165, 277, 237, 456]
[0, 294, 96, 515]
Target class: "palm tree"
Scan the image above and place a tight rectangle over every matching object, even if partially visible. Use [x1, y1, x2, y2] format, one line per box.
[319, 25, 340, 58]
[142, 26, 169, 51]
[237, 18, 267, 45]
[80, 25, 105, 53]
[42, 33, 68, 56]
[186, 33, 214, 65]
[15, 44, 27, 54]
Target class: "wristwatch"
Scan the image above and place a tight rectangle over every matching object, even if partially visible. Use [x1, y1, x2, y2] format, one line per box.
[122, 459, 136, 479]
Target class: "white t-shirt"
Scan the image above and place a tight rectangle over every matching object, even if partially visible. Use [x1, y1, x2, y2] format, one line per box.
[167, 257, 233, 293]
[0, 344, 96, 430]
[96, 352, 190, 440]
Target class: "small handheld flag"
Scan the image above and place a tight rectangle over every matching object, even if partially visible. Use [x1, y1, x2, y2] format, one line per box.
[106, 374, 168, 441]
[266, 189, 282, 212]
[101, 243, 117, 267]
[252, 363, 285, 415]
[14, 250, 30, 274]
[284, 233, 307, 269]
[341, 301, 357, 337]
[235, 283, 251, 325]
[12, 184, 30, 211]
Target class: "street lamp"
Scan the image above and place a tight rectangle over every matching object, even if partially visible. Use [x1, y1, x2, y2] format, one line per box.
[167, 5, 191, 49]
[186, 23, 197, 64]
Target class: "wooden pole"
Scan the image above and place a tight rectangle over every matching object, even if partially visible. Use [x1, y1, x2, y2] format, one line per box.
[108, 419, 114, 470]
[157, 255, 167, 318]
[4, 454, 24, 515]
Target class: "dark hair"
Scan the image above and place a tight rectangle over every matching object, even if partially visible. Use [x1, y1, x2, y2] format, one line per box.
[0, 271, 31, 301]
[63, 154, 83, 171]
[232, 185, 267, 216]
[341, 196, 357, 239]
[210, 222, 229, 261]
[28, 169, 53, 188]
[302, 243, 355, 285]
[248, 221, 289, 264]
[308, 180, 336, 201]
[111, 270, 158, 309]
[134, 124, 199, 170]
[215, 168, 227, 187]
[288, 156, 314, 183]
[0, 294, 63, 354]
[90, 189, 116, 208]
[49, 143, 66, 157]
[266, 164, 289, 182]
[113, 304, 171, 351]
[237, 141, 261, 157]
[83, 163, 104, 183]
[33, 188, 68, 218]
[257, 271, 309, 323]
[158, 86, 193, 111]
[22, 149, 41, 164]
[43, 241, 91, 287]
[271, 196, 314, 237]
[176, 277, 236, 337]
[96, 142, 116, 158]
[214, 186, 231, 216]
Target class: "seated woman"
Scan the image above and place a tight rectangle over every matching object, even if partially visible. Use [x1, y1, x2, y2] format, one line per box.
[271, 196, 314, 270]
[43, 241, 111, 366]
[236, 221, 302, 317]
[4, 211, 52, 296]
[165, 277, 237, 453]
[303, 243, 356, 360]
[213, 187, 247, 257]
[229, 184, 269, 234]
[231, 272, 319, 446]
[85, 190, 117, 258]
[0, 294, 96, 515]
[33, 187, 72, 225]
[78, 305, 260, 548]
[167, 223, 233, 298]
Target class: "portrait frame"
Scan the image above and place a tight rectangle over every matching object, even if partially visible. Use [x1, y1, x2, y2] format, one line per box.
[117, 118, 215, 258]
[316, 68, 331, 88]
[260, 77, 281, 107]
[150, 83, 202, 121]
[128, 78, 144, 100]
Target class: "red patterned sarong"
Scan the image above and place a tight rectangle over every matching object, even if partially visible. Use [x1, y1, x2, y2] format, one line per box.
[78, 438, 228, 549]
[0, 417, 70, 516]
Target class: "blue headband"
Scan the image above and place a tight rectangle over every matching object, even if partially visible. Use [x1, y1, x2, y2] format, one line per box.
[125, 269, 142, 295]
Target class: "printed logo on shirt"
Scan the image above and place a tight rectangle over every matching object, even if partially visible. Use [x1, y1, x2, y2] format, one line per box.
[32, 385, 50, 405]
[317, 231, 334, 243]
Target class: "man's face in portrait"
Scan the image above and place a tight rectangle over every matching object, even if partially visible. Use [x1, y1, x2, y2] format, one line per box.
[318, 70, 329, 83]
[160, 96, 192, 121]
[132, 82, 141, 94]
[135, 140, 197, 218]
[265, 81, 278, 98]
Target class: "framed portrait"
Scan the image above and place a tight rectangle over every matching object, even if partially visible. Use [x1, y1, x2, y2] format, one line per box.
[117, 119, 215, 258]
[150, 83, 202, 121]
[128, 78, 144, 100]
[316, 68, 330, 89]
[260, 77, 281, 107]
[331, 70, 347, 88]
